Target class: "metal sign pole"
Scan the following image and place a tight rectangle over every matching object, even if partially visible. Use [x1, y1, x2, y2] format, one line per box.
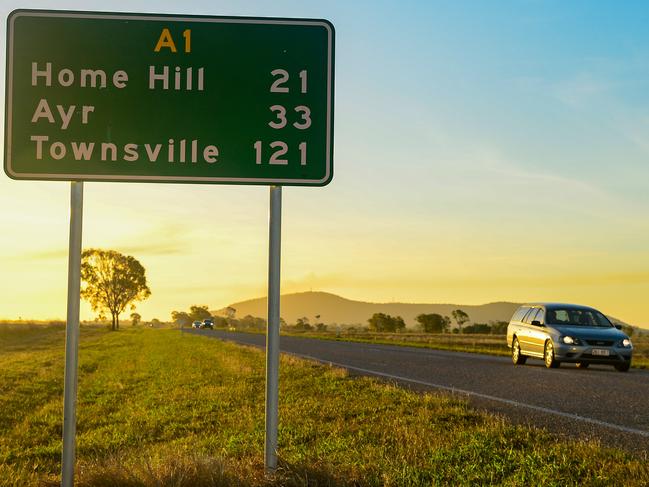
[265, 185, 282, 472]
[61, 181, 84, 487]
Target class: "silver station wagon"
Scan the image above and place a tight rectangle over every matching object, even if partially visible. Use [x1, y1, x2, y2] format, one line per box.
[507, 303, 633, 372]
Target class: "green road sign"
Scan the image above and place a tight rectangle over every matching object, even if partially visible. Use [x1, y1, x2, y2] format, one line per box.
[5, 10, 334, 186]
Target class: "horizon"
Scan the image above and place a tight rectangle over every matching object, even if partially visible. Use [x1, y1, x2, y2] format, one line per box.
[2, 1, 649, 327]
[4, 290, 646, 330]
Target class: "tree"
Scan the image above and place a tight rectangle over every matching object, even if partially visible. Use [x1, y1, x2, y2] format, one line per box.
[171, 311, 192, 327]
[80, 249, 151, 331]
[452, 309, 470, 333]
[294, 317, 313, 331]
[463, 323, 490, 334]
[130, 312, 142, 326]
[416, 313, 450, 333]
[313, 314, 326, 332]
[489, 320, 508, 335]
[212, 316, 228, 328]
[239, 315, 266, 330]
[368, 313, 406, 332]
[224, 306, 237, 327]
[189, 305, 211, 322]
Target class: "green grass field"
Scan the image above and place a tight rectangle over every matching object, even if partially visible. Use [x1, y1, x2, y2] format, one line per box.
[1, 324, 649, 486]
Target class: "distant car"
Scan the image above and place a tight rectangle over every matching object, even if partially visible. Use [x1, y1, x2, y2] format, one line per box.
[192, 321, 202, 329]
[201, 319, 214, 329]
[507, 303, 633, 372]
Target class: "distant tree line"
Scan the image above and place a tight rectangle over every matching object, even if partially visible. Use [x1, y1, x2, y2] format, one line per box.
[414, 310, 507, 334]
[171, 305, 268, 331]
[169, 307, 335, 333]
[170, 305, 509, 335]
[363, 309, 506, 334]
[282, 315, 327, 332]
[171, 305, 212, 327]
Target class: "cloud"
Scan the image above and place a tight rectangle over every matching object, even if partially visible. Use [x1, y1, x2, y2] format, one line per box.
[113, 242, 184, 256]
[610, 109, 649, 156]
[14, 223, 189, 261]
[17, 249, 68, 260]
[484, 160, 607, 198]
[86, 222, 195, 257]
[552, 73, 610, 107]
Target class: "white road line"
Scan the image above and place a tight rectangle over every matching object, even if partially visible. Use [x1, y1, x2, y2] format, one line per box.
[287, 351, 649, 439]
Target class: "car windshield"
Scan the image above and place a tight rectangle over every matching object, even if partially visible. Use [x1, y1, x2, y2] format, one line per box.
[545, 308, 612, 327]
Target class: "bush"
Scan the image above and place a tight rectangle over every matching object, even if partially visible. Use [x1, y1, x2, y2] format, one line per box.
[463, 323, 491, 334]
[368, 313, 406, 332]
[416, 313, 450, 333]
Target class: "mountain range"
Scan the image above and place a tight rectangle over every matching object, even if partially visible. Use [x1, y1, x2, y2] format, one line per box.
[215, 292, 521, 328]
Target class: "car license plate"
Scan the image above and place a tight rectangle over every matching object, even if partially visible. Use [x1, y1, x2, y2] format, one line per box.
[592, 349, 610, 356]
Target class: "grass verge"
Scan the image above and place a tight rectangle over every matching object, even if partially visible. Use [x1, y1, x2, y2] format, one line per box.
[1, 324, 648, 486]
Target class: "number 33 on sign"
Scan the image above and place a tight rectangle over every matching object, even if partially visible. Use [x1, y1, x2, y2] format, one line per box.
[255, 68, 312, 167]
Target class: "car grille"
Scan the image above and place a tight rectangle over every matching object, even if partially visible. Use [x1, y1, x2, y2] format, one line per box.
[585, 339, 614, 346]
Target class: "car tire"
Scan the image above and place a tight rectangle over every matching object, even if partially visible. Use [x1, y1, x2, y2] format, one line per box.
[615, 363, 631, 372]
[544, 340, 560, 369]
[575, 362, 589, 369]
[512, 337, 527, 365]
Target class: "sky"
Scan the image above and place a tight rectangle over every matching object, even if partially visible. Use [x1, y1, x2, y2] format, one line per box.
[2, 1, 649, 327]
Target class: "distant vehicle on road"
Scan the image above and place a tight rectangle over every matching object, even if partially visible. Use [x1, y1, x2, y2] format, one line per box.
[192, 321, 202, 329]
[201, 319, 214, 329]
[507, 303, 633, 371]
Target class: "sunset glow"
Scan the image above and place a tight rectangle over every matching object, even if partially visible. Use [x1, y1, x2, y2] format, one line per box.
[2, 1, 648, 327]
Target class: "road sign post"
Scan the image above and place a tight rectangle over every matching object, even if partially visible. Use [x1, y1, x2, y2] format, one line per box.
[265, 185, 282, 471]
[5, 9, 334, 479]
[61, 181, 83, 487]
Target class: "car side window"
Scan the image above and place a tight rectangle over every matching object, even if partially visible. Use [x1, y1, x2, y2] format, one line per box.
[522, 308, 539, 324]
[554, 309, 570, 324]
[512, 306, 530, 322]
[534, 309, 545, 324]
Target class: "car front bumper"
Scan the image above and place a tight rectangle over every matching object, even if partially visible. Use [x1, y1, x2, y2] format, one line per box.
[554, 343, 632, 364]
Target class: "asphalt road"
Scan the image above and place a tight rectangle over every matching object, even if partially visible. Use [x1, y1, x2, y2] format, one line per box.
[186, 328, 649, 455]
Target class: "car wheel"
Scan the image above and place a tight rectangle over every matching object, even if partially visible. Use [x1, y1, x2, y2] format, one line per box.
[575, 362, 589, 369]
[544, 341, 560, 369]
[512, 337, 527, 365]
[615, 363, 630, 372]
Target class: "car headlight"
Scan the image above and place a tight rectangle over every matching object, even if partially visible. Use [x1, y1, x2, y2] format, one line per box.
[562, 336, 582, 345]
[619, 338, 633, 348]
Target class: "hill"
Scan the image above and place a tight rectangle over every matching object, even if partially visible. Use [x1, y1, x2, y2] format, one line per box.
[214, 292, 521, 328]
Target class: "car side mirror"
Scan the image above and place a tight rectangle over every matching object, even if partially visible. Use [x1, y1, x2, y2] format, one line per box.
[531, 320, 543, 327]
[614, 324, 622, 330]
